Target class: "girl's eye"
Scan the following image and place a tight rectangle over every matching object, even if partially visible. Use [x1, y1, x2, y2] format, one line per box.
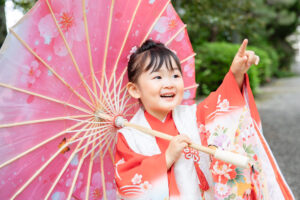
[173, 74, 181, 78]
[153, 76, 162, 79]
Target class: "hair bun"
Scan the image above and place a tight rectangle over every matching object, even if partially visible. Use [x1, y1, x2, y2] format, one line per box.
[137, 39, 164, 53]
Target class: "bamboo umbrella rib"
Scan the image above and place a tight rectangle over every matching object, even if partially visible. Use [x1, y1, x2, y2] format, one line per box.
[113, 72, 119, 113]
[110, 66, 127, 100]
[101, 132, 115, 159]
[0, 118, 92, 170]
[107, 0, 142, 87]
[123, 103, 139, 116]
[123, 102, 139, 109]
[82, 125, 115, 164]
[45, 0, 96, 105]
[11, 121, 93, 200]
[64, 124, 111, 134]
[111, 0, 170, 99]
[94, 74, 114, 112]
[82, 0, 98, 102]
[100, 151, 107, 200]
[66, 129, 94, 200]
[165, 24, 187, 46]
[120, 91, 131, 112]
[82, 128, 113, 160]
[184, 84, 199, 90]
[121, 97, 135, 115]
[107, 146, 115, 164]
[0, 83, 92, 115]
[100, 0, 115, 100]
[92, 135, 115, 165]
[44, 123, 96, 200]
[0, 114, 91, 128]
[115, 70, 125, 113]
[91, 131, 114, 161]
[141, 0, 170, 44]
[87, 74, 115, 116]
[9, 29, 96, 111]
[180, 53, 197, 64]
[85, 134, 97, 200]
[95, 74, 116, 114]
[117, 77, 127, 113]
[70, 125, 111, 148]
[104, 72, 117, 114]
[66, 118, 113, 125]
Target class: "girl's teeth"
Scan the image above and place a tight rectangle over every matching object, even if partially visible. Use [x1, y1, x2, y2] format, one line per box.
[161, 94, 175, 97]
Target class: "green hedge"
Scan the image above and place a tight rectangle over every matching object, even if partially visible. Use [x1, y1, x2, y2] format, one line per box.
[194, 42, 273, 96]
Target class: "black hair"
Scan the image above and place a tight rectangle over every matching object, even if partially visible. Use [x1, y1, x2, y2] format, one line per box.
[127, 39, 182, 83]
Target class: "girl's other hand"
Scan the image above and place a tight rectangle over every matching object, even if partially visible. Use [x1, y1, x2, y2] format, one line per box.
[165, 135, 192, 170]
[230, 39, 260, 89]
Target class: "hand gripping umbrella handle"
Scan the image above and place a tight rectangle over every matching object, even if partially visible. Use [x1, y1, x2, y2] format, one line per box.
[122, 121, 249, 168]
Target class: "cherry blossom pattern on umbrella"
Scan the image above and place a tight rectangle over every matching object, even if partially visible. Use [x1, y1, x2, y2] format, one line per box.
[0, 0, 197, 199]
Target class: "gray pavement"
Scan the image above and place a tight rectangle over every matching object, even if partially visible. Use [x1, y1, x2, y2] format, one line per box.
[255, 62, 300, 199]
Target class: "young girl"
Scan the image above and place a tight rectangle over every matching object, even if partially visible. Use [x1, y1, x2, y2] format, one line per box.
[114, 40, 294, 200]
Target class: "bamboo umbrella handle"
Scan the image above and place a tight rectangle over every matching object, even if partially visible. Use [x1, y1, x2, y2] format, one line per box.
[124, 122, 215, 155]
[123, 121, 249, 168]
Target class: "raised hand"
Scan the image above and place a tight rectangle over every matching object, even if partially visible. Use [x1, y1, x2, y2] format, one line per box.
[230, 39, 260, 88]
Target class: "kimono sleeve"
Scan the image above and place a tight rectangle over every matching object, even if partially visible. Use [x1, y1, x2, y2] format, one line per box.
[114, 133, 168, 198]
[196, 70, 261, 147]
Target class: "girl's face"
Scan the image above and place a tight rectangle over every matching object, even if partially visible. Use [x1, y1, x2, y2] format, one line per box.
[127, 57, 184, 120]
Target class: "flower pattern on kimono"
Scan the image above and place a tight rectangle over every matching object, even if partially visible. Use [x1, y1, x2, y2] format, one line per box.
[38, 0, 85, 56]
[217, 99, 230, 111]
[21, 60, 41, 87]
[154, 5, 179, 34]
[214, 183, 231, 198]
[212, 126, 231, 148]
[210, 159, 237, 184]
[198, 124, 210, 146]
[183, 147, 200, 162]
[240, 124, 255, 142]
[131, 173, 142, 185]
[140, 181, 152, 192]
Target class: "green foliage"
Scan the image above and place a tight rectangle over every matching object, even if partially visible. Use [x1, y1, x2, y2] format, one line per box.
[11, 0, 37, 13]
[173, 0, 300, 74]
[194, 42, 273, 96]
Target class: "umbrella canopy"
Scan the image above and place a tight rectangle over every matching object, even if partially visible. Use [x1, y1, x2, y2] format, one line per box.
[0, 0, 197, 199]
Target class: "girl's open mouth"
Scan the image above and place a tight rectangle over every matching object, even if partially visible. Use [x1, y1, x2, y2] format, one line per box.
[160, 93, 175, 98]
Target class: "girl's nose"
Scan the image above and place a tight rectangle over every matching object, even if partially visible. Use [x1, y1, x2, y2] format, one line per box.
[162, 77, 175, 88]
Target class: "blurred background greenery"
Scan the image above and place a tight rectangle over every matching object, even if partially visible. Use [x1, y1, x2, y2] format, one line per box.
[1, 0, 300, 96]
[173, 0, 300, 96]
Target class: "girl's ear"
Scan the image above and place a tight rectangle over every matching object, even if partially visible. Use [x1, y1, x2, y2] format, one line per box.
[127, 82, 141, 99]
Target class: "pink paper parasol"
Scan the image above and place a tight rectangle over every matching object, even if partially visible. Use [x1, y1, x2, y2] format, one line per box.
[0, 0, 197, 199]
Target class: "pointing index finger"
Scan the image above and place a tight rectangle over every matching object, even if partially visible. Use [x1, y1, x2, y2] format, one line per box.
[238, 39, 248, 57]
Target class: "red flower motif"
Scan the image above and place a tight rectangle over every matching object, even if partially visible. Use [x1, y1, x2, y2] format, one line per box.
[183, 147, 200, 162]
[253, 154, 258, 161]
[198, 124, 210, 146]
[210, 159, 237, 184]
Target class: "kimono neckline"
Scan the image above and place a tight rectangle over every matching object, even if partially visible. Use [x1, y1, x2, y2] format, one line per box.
[144, 110, 173, 124]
